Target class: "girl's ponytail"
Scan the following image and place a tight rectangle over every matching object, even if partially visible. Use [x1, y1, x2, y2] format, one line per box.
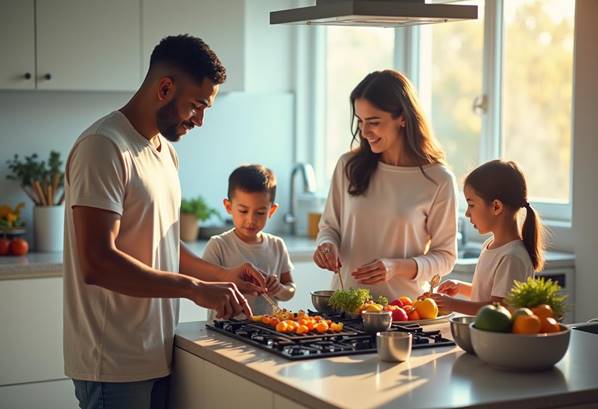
[521, 202, 544, 272]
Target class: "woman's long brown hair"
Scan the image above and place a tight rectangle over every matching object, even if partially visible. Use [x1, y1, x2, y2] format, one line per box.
[465, 160, 545, 271]
[346, 70, 445, 196]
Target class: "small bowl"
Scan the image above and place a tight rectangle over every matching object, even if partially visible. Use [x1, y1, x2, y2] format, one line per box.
[376, 332, 412, 362]
[362, 311, 392, 334]
[469, 323, 571, 371]
[449, 315, 477, 354]
[310, 290, 335, 315]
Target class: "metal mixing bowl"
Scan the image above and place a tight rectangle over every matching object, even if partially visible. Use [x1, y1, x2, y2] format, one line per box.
[376, 331, 412, 362]
[311, 290, 335, 314]
[362, 311, 393, 334]
[449, 315, 476, 354]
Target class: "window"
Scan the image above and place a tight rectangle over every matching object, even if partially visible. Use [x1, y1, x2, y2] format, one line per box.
[323, 27, 394, 180]
[318, 0, 575, 220]
[502, 1, 574, 205]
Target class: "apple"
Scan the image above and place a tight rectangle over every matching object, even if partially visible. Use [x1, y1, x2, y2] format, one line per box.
[0, 238, 10, 255]
[389, 298, 404, 308]
[391, 307, 408, 321]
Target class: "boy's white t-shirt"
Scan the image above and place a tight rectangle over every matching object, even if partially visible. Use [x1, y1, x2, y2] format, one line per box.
[470, 238, 535, 302]
[63, 111, 181, 382]
[202, 229, 293, 318]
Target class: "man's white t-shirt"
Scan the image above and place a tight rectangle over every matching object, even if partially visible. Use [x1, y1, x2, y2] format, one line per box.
[202, 229, 293, 319]
[470, 238, 535, 302]
[63, 111, 181, 382]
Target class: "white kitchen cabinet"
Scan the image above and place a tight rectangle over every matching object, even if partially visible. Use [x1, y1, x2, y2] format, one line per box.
[0, 277, 64, 385]
[141, 0, 245, 93]
[0, 379, 78, 409]
[0, 0, 141, 91]
[0, 0, 35, 89]
[170, 348, 273, 409]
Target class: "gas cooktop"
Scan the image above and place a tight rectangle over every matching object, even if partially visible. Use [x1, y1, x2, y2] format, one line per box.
[206, 314, 455, 361]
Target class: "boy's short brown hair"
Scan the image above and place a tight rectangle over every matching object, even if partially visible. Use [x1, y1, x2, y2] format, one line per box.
[227, 165, 277, 202]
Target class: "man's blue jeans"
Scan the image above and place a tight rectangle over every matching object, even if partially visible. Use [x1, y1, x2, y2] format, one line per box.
[72, 376, 169, 409]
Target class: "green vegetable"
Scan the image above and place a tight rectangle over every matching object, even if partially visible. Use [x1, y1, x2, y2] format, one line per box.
[375, 295, 388, 306]
[328, 288, 371, 315]
[505, 277, 567, 318]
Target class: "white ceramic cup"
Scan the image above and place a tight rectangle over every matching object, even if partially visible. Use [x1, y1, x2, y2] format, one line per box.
[376, 332, 412, 362]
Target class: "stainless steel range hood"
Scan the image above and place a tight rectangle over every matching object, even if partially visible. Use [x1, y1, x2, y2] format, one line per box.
[270, 0, 478, 27]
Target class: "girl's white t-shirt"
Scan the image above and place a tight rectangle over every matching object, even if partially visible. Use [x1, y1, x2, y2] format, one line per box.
[470, 238, 535, 302]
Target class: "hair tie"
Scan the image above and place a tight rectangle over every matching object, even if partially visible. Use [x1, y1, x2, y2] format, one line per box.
[524, 201, 531, 209]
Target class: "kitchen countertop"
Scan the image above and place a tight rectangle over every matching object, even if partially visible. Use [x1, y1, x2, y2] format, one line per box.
[175, 321, 598, 409]
[0, 235, 575, 281]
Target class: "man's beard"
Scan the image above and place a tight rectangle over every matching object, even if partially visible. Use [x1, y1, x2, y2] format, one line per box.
[156, 98, 184, 142]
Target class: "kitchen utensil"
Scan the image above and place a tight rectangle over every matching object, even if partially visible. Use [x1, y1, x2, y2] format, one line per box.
[429, 274, 441, 293]
[449, 315, 476, 354]
[376, 332, 412, 362]
[310, 290, 335, 314]
[336, 266, 345, 290]
[362, 311, 392, 334]
[262, 293, 281, 314]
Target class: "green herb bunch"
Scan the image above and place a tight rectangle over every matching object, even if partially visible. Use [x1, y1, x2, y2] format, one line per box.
[328, 288, 371, 315]
[505, 277, 567, 318]
[180, 196, 220, 221]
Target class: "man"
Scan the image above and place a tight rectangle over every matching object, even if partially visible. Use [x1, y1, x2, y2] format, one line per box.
[63, 35, 266, 408]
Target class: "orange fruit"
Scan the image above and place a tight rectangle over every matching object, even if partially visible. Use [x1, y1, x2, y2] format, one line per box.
[275, 321, 288, 333]
[414, 298, 439, 319]
[399, 296, 413, 306]
[296, 325, 309, 335]
[531, 304, 554, 320]
[316, 321, 329, 333]
[406, 307, 420, 321]
[512, 314, 542, 334]
[540, 317, 561, 333]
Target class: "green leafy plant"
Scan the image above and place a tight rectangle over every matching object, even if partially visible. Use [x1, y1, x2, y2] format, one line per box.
[505, 277, 567, 318]
[180, 196, 220, 221]
[375, 295, 389, 306]
[328, 288, 371, 315]
[6, 151, 64, 206]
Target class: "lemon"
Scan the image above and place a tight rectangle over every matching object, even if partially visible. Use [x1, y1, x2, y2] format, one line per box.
[365, 303, 383, 312]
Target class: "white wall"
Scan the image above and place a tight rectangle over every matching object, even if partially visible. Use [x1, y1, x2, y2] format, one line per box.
[571, 0, 598, 322]
[0, 90, 294, 246]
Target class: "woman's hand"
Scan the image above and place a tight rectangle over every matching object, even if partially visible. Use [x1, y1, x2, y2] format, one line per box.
[313, 242, 341, 273]
[437, 279, 460, 296]
[265, 274, 284, 297]
[351, 259, 395, 285]
[429, 293, 457, 313]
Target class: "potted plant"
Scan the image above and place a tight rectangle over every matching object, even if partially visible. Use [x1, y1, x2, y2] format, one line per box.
[5, 151, 65, 252]
[180, 196, 220, 242]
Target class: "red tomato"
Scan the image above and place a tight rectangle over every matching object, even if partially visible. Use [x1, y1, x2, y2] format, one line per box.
[9, 238, 29, 256]
[391, 307, 408, 321]
[0, 238, 10, 255]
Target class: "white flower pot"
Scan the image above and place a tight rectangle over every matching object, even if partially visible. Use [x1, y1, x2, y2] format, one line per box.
[34, 205, 64, 252]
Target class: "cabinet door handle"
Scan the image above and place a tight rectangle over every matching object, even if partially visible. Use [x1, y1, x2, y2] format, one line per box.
[43, 73, 52, 81]
[23, 72, 32, 80]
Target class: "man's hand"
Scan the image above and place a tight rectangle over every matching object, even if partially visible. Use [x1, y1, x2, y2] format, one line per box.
[313, 242, 341, 273]
[351, 259, 395, 284]
[265, 274, 284, 297]
[190, 280, 252, 319]
[223, 263, 267, 295]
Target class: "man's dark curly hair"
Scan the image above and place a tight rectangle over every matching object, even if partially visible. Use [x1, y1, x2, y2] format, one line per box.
[150, 34, 226, 85]
[228, 165, 277, 202]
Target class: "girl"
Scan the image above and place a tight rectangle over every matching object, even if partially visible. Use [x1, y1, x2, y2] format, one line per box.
[313, 70, 458, 301]
[430, 160, 544, 315]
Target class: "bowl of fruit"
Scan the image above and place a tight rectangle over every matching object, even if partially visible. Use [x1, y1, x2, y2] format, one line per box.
[469, 278, 570, 371]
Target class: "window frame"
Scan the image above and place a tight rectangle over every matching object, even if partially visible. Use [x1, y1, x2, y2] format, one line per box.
[313, 0, 573, 222]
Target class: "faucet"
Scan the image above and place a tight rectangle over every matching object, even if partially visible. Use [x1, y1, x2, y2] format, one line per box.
[284, 163, 317, 235]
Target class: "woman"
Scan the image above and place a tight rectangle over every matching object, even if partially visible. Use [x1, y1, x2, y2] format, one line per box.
[313, 70, 458, 300]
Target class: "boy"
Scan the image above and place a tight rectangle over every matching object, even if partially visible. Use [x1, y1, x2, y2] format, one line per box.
[203, 165, 295, 319]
